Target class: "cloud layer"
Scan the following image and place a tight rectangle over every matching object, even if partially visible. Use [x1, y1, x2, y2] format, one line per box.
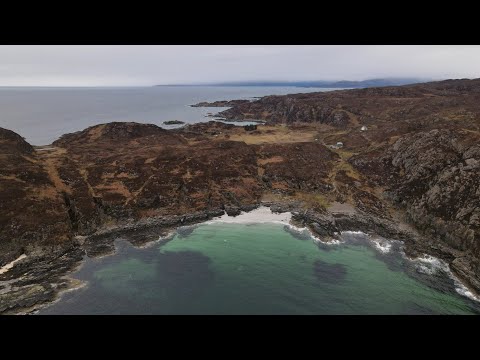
[0, 45, 478, 86]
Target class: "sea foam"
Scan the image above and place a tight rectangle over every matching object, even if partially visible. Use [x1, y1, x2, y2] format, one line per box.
[407, 254, 480, 302]
[370, 239, 393, 254]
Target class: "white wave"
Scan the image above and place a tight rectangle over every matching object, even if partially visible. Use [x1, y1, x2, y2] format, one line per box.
[311, 235, 343, 246]
[340, 230, 366, 235]
[453, 278, 480, 303]
[339, 231, 395, 254]
[284, 223, 342, 245]
[414, 254, 450, 273]
[284, 224, 308, 232]
[416, 264, 436, 275]
[371, 239, 393, 254]
[408, 253, 480, 303]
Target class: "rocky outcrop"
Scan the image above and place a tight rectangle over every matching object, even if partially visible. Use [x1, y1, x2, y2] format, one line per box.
[350, 128, 480, 290]
[191, 99, 251, 107]
[163, 120, 185, 125]
[0, 128, 34, 154]
[53, 122, 178, 147]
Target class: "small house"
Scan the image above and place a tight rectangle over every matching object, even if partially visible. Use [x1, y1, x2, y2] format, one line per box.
[336, 142, 344, 148]
[361, 126, 368, 131]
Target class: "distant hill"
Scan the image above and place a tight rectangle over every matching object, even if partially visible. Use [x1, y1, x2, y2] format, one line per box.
[158, 78, 430, 88]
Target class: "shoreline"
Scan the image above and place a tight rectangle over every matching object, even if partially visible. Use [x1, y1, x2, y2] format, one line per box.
[46, 206, 480, 311]
[1, 203, 479, 314]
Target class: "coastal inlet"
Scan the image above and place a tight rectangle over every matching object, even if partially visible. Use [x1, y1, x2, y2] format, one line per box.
[39, 208, 480, 315]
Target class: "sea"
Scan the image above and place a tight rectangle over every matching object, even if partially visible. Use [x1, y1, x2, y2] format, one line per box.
[0, 86, 331, 145]
[0, 86, 477, 315]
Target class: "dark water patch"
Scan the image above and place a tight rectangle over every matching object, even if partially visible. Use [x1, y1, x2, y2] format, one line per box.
[313, 260, 347, 284]
[155, 250, 214, 294]
[40, 247, 214, 314]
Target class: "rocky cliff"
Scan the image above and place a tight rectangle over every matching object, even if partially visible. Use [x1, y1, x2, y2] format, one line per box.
[350, 128, 480, 289]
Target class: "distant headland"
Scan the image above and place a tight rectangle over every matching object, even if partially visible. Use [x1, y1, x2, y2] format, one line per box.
[156, 77, 431, 88]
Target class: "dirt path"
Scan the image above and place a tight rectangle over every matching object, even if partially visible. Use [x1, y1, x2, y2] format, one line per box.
[37, 147, 72, 194]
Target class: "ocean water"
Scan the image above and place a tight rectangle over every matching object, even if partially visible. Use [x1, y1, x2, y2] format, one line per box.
[39, 213, 480, 315]
[0, 86, 331, 145]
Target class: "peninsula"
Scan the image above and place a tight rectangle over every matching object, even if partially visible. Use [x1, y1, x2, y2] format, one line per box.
[1, 78, 479, 313]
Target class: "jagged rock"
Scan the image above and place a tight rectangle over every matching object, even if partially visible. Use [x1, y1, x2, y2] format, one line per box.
[225, 207, 241, 216]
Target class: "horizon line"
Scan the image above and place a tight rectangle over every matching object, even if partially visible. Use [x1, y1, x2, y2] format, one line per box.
[0, 76, 470, 88]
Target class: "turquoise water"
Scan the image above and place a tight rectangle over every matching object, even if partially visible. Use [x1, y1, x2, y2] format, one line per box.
[39, 222, 480, 315]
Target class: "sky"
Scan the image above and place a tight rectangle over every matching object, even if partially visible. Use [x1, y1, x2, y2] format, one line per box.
[0, 45, 479, 86]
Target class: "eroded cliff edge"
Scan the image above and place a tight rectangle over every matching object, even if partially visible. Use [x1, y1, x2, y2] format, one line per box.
[1, 78, 479, 313]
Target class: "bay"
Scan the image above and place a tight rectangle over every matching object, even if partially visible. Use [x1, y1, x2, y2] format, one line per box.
[39, 218, 480, 315]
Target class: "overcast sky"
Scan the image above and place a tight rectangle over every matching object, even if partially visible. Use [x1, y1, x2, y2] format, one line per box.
[0, 45, 479, 86]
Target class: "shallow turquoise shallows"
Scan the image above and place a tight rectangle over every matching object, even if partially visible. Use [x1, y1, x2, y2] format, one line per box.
[39, 222, 480, 315]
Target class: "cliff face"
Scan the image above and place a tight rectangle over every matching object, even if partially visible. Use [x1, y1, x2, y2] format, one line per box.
[0, 129, 73, 265]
